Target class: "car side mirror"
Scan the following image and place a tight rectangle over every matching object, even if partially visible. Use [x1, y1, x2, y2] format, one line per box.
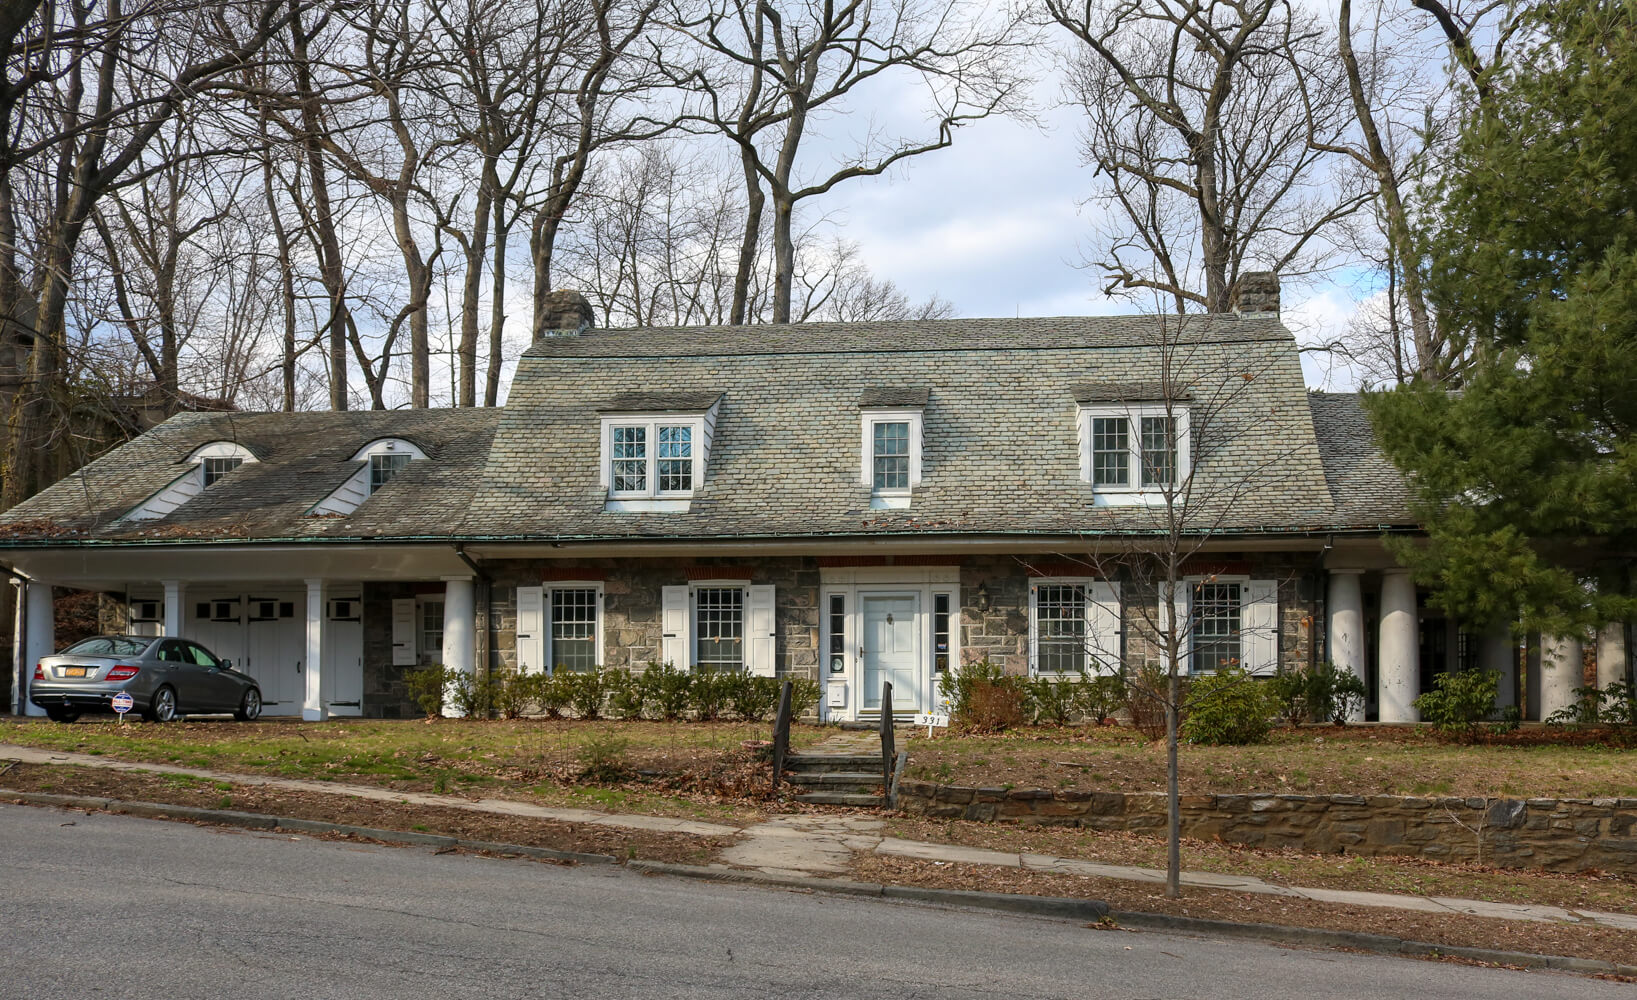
[219, 658, 233, 670]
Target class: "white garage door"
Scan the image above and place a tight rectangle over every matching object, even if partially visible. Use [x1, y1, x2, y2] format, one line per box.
[189, 591, 306, 716]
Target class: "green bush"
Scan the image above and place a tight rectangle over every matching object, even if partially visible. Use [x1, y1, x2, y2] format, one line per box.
[1547, 681, 1637, 727]
[492, 669, 544, 719]
[607, 669, 647, 719]
[1180, 667, 1273, 745]
[1080, 673, 1125, 725]
[1413, 668, 1499, 741]
[444, 669, 497, 719]
[537, 672, 571, 718]
[1124, 662, 1186, 740]
[1024, 672, 1084, 725]
[939, 660, 1026, 732]
[691, 669, 733, 720]
[787, 677, 823, 719]
[728, 674, 781, 721]
[643, 662, 693, 721]
[1269, 662, 1368, 726]
[562, 667, 608, 719]
[404, 665, 448, 718]
[576, 731, 633, 782]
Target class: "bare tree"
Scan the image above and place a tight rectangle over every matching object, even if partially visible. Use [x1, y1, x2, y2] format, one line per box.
[670, 0, 1027, 324]
[1048, 0, 1366, 313]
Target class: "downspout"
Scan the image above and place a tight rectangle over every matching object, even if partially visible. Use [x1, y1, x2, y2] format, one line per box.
[454, 545, 492, 696]
[1311, 535, 1333, 673]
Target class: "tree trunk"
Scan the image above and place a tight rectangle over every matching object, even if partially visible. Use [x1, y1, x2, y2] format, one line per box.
[730, 148, 765, 326]
[1166, 659, 1181, 898]
[484, 211, 509, 407]
[459, 181, 492, 408]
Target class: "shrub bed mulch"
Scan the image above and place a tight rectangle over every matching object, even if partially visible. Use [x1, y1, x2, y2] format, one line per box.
[0, 762, 730, 865]
[851, 853, 1637, 975]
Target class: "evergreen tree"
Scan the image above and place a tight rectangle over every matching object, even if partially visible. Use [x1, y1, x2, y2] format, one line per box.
[1365, 0, 1637, 634]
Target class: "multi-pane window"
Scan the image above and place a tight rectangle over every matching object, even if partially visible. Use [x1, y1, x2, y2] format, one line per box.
[1190, 582, 1241, 672]
[872, 421, 910, 490]
[370, 453, 412, 492]
[421, 599, 445, 663]
[933, 593, 952, 673]
[828, 594, 846, 674]
[1140, 416, 1176, 486]
[550, 588, 599, 672]
[695, 587, 744, 672]
[611, 426, 647, 492]
[657, 426, 692, 492]
[1036, 584, 1088, 673]
[202, 456, 242, 487]
[1091, 418, 1130, 487]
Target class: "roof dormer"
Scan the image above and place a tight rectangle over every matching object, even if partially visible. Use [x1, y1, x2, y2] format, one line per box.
[309, 437, 428, 516]
[597, 392, 721, 512]
[120, 441, 258, 521]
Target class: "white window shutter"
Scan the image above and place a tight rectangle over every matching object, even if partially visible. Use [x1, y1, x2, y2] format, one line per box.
[746, 584, 776, 677]
[391, 598, 417, 666]
[1027, 584, 1040, 674]
[1242, 580, 1279, 675]
[1088, 581, 1122, 676]
[516, 586, 544, 675]
[661, 585, 690, 669]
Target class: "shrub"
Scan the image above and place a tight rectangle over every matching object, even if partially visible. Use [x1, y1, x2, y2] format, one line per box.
[446, 669, 497, 719]
[787, 677, 823, 719]
[1413, 668, 1499, 741]
[1124, 662, 1185, 740]
[607, 669, 648, 719]
[1080, 673, 1125, 725]
[691, 670, 733, 721]
[643, 662, 693, 721]
[576, 731, 633, 782]
[562, 667, 608, 719]
[537, 672, 571, 718]
[941, 660, 1026, 732]
[404, 665, 448, 718]
[728, 674, 781, 721]
[1269, 662, 1368, 726]
[1024, 672, 1083, 725]
[493, 669, 544, 720]
[1547, 682, 1637, 727]
[1181, 667, 1274, 745]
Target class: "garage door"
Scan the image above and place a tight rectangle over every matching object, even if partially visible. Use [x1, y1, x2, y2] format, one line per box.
[190, 592, 306, 716]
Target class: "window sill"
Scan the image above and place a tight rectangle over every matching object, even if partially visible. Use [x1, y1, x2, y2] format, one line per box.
[870, 492, 912, 510]
[604, 498, 692, 513]
[1090, 490, 1177, 507]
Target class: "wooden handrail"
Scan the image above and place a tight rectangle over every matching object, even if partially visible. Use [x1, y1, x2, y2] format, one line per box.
[771, 679, 793, 793]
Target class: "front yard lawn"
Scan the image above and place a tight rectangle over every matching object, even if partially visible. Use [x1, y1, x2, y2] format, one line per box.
[896, 723, 1637, 800]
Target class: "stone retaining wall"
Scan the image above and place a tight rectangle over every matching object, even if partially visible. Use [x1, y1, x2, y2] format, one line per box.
[896, 780, 1637, 874]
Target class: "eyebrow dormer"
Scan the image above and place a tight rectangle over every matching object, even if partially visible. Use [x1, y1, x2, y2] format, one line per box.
[309, 437, 428, 516]
[120, 440, 258, 521]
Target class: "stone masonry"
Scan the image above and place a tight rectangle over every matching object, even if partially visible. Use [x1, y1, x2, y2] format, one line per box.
[896, 780, 1637, 875]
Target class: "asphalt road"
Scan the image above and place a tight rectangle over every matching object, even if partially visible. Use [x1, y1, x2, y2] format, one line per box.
[0, 804, 1619, 1000]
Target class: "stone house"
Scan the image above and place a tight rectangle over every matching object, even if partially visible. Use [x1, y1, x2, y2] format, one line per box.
[2, 278, 1623, 722]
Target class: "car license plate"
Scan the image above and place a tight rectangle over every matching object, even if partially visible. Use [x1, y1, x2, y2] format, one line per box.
[63, 667, 87, 677]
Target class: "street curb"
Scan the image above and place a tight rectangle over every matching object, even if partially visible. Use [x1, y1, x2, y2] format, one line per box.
[627, 860, 1637, 978]
[0, 789, 617, 866]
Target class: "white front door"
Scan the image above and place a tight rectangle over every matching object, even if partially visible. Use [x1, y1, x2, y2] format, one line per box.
[862, 593, 921, 714]
[322, 593, 364, 715]
[244, 591, 305, 714]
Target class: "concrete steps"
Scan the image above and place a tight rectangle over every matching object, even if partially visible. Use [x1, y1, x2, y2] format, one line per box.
[793, 791, 883, 807]
[783, 732, 892, 807]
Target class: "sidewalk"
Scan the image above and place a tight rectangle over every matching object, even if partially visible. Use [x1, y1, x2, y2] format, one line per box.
[5, 742, 1635, 933]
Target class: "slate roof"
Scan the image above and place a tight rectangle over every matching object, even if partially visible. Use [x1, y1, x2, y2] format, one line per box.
[0, 316, 1419, 546]
[0, 408, 498, 541]
[1307, 391, 1418, 527]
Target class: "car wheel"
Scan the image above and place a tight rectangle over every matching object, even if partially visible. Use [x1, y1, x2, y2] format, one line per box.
[144, 685, 179, 723]
[234, 688, 262, 722]
[44, 708, 79, 724]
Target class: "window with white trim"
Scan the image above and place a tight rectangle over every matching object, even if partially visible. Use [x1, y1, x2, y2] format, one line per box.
[1029, 578, 1122, 676]
[860, 409, 923, 508]
[419, 599, 445, 666]
[549, 586, 600, 672]
[1190, 582, 1241, 672]
[601, 416, 702, 499]
[1170, 577, 1279, 675]
[370, 453, 412, 492]
[694, 586, 745, 672]
[1078, 404, 1190, 494]
[202, 456, 243, 487]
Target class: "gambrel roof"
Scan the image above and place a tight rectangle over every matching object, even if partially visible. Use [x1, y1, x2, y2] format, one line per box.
[0, 315, 1417, 545]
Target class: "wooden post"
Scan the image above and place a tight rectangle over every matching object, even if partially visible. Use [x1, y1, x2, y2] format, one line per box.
[879, 680, 895, 796]
[771, 679, 793, 793]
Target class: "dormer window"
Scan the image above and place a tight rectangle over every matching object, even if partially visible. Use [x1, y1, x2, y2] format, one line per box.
[858, 387, 927, 510]
[597, 391, 720, 512]
[202, 456, 243, 487]
[1074, 384, 1191, 504]
[309, 437, 428, 516]
[370, 452, 412, 492]
[119, 440, 258, 521]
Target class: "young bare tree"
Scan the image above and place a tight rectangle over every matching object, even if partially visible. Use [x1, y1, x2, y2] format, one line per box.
[668, 0, 1028, 324]
[1047, 0, 1366, 313]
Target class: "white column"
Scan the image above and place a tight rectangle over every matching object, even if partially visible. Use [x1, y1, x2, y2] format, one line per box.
[162, 580, 184, 637]
[1327, 570, 1365, 721]
[1377, 570, 1419, 723]
[1479, 624, 1518, 713]
[1596, 623, 1629, 691]
[1538, 634, 1583, 722]
[22, 581, 54, 717]
[303, 578, 327, 722]
[441, 577, 475, 719]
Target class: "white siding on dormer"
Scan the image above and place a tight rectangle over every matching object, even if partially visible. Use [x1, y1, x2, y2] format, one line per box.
[122, 467, 205, 521]
[308, 465, 371, 516]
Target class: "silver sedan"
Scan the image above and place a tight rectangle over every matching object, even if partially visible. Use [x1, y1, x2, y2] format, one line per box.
[30, 635, 262, 723]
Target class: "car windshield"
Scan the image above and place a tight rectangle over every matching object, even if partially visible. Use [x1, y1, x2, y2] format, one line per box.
[60, 637, 153, 657]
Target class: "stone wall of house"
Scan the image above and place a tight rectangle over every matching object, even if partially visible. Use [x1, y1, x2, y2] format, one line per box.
[360, 581, 425, 718]
[896, 781, 1637, 874]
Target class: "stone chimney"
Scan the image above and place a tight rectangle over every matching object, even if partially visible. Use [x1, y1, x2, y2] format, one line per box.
[535, 289, 595, 339]
[1229, 271, 1280, 318]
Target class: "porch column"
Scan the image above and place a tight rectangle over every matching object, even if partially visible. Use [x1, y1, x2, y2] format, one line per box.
[1538, 634, 1583, 722]
[1326, 570, 1365, 721]
[162, 580, 184, 637]
[21, 580, 53, 716]
[303, 578, 327, 721]
[1480, 624, 1518, 714]
[441, 577, 475, 718]
[1377, 570, 1419, 723]
[1595, 622, 1629, 691]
